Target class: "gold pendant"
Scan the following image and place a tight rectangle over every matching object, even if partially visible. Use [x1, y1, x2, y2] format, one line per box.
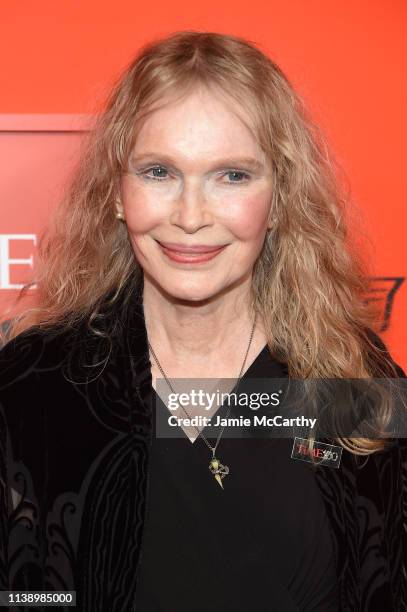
[209, 456, 229, 489]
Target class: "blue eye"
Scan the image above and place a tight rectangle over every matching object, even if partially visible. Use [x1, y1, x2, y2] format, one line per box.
[225, 170, 250, 183]
[138, 166, 251, 184]
[142, 166, 168, 181]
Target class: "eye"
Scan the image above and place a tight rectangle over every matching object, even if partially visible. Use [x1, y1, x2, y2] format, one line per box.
[141, 165, 169, 181]
[223, 170, 251, 184]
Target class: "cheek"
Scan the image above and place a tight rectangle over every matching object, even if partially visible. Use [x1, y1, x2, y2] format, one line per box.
[122, 188, 160, 234]
[228, 194, 271, 239]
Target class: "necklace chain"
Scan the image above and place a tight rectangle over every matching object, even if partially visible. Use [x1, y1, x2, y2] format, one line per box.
[147, 312, 257, 455]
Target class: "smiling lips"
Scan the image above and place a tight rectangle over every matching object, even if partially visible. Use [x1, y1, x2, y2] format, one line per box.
[156, 240, 228, 263]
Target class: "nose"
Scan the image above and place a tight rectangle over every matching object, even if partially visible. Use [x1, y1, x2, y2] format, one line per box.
[169, 178, 213, 232]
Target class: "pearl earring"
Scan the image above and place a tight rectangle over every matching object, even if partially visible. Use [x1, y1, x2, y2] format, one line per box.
[115, 199, 125, 221]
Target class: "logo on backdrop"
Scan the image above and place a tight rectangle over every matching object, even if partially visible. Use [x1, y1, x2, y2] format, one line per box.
[0, 234, 37, 289]
[365, 276, 405, 331]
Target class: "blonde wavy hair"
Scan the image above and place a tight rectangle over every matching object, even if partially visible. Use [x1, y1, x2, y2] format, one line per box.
[2, 30, 403, 455]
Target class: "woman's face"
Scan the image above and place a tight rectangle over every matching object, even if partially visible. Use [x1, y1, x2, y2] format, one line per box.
[120, 85, 273, 302]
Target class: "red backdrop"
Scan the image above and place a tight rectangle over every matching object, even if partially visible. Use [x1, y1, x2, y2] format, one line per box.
[0, 1, 405, 367]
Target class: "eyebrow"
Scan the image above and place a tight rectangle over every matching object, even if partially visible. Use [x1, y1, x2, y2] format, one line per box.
[129, 153, 265, 173]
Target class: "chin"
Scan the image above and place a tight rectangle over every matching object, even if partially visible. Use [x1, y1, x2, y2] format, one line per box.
[145, 267, 236, 303]
[158, 280, 220, 303]
[167, 288, 216, 303]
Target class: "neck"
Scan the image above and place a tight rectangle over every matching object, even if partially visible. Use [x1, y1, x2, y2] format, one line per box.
[142, 275, 268, 383]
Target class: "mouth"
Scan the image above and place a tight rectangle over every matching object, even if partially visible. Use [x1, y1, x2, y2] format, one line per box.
[155, 240, 228, 264]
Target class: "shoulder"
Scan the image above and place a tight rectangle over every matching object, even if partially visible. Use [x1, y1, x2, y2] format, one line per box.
[0, 291, 134, 394]
[0, 321, 105, 448]
[364, 327, 406, 377]
[0, 324, 77, 392]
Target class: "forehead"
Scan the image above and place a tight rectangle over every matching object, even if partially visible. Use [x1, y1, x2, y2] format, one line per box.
[131, 85, 264, 161]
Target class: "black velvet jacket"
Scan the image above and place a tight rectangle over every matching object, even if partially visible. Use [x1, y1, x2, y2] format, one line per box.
[0, 288, 406, 611]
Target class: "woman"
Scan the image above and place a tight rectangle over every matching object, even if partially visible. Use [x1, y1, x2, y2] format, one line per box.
[0, 31, 406, 611]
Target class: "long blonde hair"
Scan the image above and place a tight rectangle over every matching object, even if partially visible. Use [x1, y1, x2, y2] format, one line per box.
[2, 30, 403, 454]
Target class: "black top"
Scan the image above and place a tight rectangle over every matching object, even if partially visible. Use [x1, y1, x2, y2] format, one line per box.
[134, 345, 340, 611]
[0, 289, 405, 611]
